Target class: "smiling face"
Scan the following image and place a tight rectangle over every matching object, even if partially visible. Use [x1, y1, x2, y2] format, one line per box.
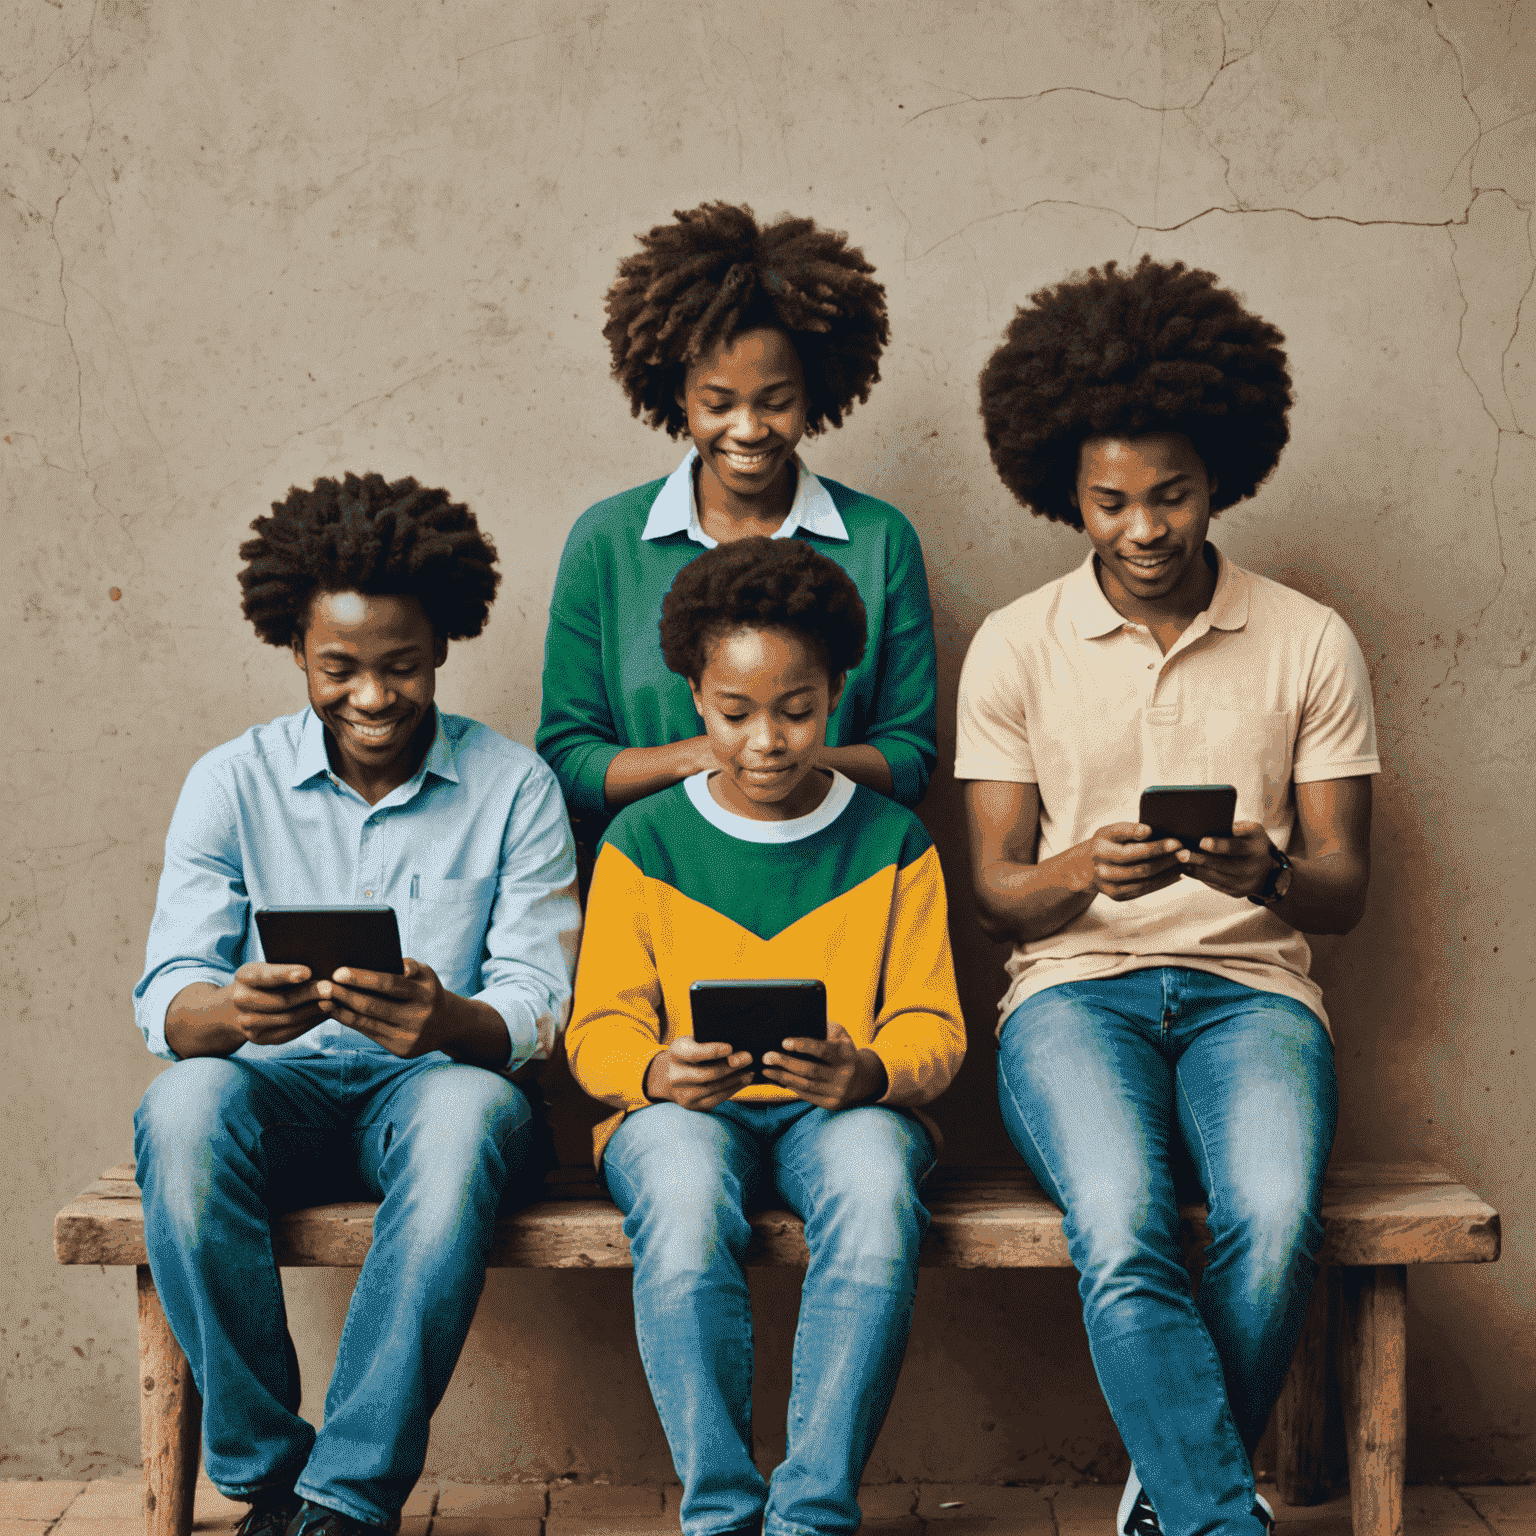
[688, 624, 845, 822]
[680, 327, 808, 513]
[294, 590, 447, 798]
[1073, 433, 1217, 619]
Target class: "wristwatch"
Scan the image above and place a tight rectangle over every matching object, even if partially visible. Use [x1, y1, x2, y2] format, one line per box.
[1248, 841, 1294, 907]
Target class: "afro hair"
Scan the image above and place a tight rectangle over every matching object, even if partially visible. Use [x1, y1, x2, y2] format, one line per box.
[604, 200, 889, 438]
[659, 536, 867, 684]
[238, 472, 500, 648]
[978, 255, 1293, 528]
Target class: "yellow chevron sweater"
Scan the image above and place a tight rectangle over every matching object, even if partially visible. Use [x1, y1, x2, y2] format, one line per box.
[566, 771, 967, 1165]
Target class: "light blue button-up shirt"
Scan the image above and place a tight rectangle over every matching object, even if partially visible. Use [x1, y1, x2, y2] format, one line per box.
[638, 448, 851, 547]
[133, 707, 581, 1075]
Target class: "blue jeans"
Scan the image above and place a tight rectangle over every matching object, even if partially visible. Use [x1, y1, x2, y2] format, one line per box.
[996, 969, 1336, 1536]
[134, 1052, 533, 1525]
[602, 1100, 935, 1536]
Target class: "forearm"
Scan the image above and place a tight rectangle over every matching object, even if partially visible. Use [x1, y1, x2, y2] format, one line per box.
[1269, 852, 1370, 935]
[976, 843, 1099, 945]
[163, 982, 259, 1059]
[816, 743, 894, 796]
[602, 738, 711, 809]
[433, 991, 514, 1070]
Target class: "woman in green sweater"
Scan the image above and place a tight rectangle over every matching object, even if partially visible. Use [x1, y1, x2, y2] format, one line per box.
[537, 201, 938, 839]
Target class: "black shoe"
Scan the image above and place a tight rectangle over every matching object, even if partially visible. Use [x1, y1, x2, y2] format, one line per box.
[233, 1489, 300, 1536]
[284, 1499, 399, 1536]
[1122, 1488, 1163, 1536]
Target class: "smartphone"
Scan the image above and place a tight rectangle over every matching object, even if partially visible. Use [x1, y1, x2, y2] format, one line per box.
[1138, 784, 1238, 851]
[689, 979, 828, 1085]
[254, 905, 404, 982]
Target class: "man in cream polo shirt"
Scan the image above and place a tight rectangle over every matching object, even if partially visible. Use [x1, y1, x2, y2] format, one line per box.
[961, 258, 1378, 1536]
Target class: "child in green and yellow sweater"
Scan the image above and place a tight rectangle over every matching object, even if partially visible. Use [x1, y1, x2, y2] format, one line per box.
[567, 537, 965, 1536]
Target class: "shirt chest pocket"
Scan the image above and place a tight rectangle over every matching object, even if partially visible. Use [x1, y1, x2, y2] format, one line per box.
[1203, 710, 1293, 827]
[405, 875, 499, 993]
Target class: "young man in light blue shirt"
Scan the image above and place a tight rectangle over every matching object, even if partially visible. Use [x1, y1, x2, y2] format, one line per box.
[132, 473, 580, 1536]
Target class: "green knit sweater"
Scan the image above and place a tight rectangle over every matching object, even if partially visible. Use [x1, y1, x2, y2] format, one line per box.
[536, 472, 938, 825]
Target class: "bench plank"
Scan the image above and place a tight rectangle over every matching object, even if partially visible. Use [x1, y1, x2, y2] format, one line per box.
[54, 1162, 1500, 1270]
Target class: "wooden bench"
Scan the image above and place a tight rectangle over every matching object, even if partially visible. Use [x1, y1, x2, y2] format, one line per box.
[54, 1161, 1497, 1536]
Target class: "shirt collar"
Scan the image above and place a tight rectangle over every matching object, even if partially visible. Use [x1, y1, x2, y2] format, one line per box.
[1066, 544, 1249, 640]
[639, 447, 850, 546]
[292, 708, 333, 786]
[290, 706, 460, 791]
[1202, 547, 1250, 630]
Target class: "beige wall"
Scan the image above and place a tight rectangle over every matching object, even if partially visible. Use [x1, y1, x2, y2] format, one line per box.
[4, 0, 1532, 1486]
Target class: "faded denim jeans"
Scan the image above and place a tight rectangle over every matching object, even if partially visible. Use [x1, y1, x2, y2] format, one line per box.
[135, 1052, 532, 1525]
[997, 968, 1336, 1536]
[602, 1099, 934, 1536]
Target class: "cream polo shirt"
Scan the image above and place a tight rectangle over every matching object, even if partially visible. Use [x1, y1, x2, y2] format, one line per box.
[954, 547, 1380, 1030]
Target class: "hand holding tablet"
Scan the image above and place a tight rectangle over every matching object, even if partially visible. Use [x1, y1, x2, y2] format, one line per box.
[655, 980, 887, 1112]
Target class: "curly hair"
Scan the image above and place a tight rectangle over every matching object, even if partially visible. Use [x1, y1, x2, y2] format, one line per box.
[237, 472, 500, 647]
[604, 201, 889, 437]
[659, 537, 867, 684]
[978, 255, 1293, 528]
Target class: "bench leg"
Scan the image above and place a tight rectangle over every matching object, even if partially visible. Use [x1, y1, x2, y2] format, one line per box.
[137, 1265, 201, 1536]
[1337, 1265, 1407, 1536]
[1275, 1264, 1332, 1504]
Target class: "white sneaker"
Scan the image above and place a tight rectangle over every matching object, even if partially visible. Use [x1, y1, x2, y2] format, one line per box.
[1116, 1472, 1273, 1535]
[1116, 1469, 1161, 1536]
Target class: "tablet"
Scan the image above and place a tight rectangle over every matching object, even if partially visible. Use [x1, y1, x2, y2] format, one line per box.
[254, 905, 404, 983]
[689, 979, 827, 1085]
[1138, 784, 1237, 851]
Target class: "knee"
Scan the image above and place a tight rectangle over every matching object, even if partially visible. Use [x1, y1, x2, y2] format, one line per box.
[134, 1058, 252, 1169]
[802, 1136, 927, 1267]
[1213, 1177, 1322, 1275]
[622, 1163, 747, 1277]
[1065, 1184, 1180, 1286]
[134, 1060, 264, 1236]
[455, 1073, 532, 1151]
[630, 1159, 739, 1230]
[397, 1070, 531, 1169]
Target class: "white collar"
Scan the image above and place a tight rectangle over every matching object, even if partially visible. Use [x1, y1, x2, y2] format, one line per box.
[683, 769, 856, 843]
[640, 448, 850, 547]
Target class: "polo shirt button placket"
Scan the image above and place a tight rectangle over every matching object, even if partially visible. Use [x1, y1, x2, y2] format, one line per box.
[1145, 655, 1178, 729]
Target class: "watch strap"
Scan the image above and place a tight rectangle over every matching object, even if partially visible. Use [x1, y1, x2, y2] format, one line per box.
[1247, 841, 1293, 906]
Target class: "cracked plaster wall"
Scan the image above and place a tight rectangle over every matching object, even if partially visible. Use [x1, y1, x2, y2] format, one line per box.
[4, 0, 1532, 1486]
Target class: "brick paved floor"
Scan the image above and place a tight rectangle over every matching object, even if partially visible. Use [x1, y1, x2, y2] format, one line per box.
[0, 1479, 1529, 1536]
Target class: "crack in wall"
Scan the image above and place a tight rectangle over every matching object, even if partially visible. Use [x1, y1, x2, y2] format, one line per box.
[913, 196, 1492, 266]
[1433, 188, 1535, 704]
[903, 0, 1529, 259]
[902, 0, 1285, 131]
[195, 361, 457, 519]
[4, 25, 91, 106]
[42, 0, 100, 499]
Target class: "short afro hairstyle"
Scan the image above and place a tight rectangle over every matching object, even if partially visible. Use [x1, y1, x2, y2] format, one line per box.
[604, 201, 889, 438]
[238, 472, 500, 648]
[978, 255, 1293, 528]
[659, 537, 867, 685]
